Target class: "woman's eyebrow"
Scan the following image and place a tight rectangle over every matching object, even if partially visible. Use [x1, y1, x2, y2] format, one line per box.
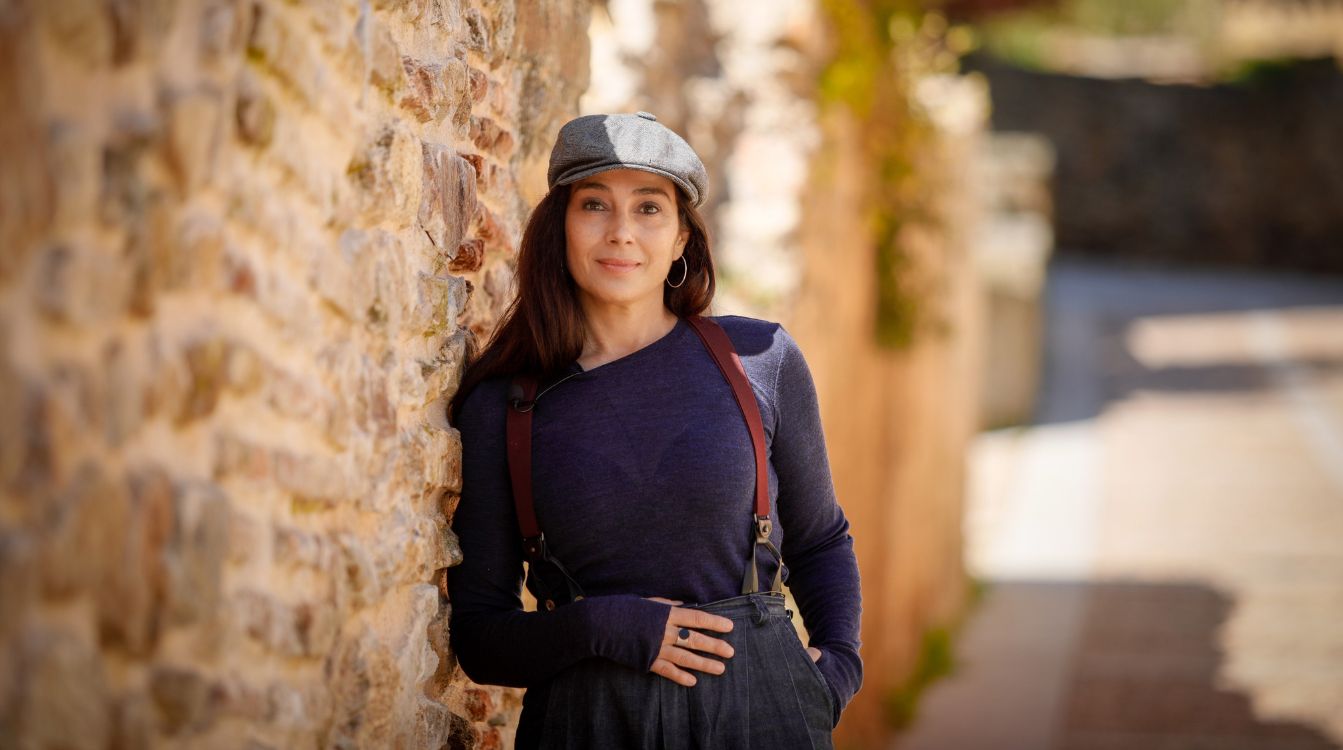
[573, 182, 670, 199]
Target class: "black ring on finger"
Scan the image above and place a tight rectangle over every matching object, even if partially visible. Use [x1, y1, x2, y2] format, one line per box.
[676, 627, 691, 645]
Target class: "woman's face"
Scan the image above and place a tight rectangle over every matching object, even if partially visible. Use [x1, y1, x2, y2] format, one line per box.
[564, 168, 690, 314]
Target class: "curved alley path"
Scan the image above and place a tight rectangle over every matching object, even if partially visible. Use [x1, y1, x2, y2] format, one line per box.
[895, 258, 1343, 750]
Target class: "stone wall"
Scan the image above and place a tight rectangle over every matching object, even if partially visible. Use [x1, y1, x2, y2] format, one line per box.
[967, 52, 1343, 273]
[0, 1, 588, 748]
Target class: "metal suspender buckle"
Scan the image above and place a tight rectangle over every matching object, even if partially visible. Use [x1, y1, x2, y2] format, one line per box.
[522, 533, 546, 562]
[754, 515, 772, 543]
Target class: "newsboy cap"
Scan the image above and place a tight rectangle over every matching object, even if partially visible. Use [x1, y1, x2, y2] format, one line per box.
[546, 111, 709, 207]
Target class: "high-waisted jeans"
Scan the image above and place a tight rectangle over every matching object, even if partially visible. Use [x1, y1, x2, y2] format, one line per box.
[515, 591, 835, 750]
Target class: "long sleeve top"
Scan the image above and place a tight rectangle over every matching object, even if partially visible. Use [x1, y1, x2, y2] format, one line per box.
[447, 314, 863, 727]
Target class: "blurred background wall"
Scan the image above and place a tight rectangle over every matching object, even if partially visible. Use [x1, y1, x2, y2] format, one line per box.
[581, 2, 1000, 746]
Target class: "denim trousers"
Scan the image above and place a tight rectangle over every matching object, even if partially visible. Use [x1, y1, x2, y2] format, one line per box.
[514, 591, 835, 750]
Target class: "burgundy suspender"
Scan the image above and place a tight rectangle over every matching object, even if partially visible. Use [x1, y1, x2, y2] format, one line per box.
[505, 374, 543, 561]
[505, 315, 781, 595]
[684, 316, 771, 528]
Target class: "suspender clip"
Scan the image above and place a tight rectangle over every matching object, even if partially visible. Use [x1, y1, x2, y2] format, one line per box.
[522, 533, 546, 562]
[754, 515, 772, 543]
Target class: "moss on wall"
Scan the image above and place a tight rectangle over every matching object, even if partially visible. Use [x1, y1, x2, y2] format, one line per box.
[816, 1, 973, 349]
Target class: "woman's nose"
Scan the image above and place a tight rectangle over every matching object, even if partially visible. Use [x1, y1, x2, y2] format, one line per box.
[606, 213, 635, 244]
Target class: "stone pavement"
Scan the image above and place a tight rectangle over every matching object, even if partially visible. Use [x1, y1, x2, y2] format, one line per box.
[894, 258, 1343, 750]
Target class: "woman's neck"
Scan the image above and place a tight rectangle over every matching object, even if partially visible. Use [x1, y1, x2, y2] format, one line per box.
[577, 300, 679, 370]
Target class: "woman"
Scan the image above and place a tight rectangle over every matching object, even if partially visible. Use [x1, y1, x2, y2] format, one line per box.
[447, 111, 862, 749]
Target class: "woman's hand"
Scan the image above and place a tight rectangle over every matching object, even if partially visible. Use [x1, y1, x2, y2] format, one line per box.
[807, 646, 822, 662]
[644, 597, 736, 687]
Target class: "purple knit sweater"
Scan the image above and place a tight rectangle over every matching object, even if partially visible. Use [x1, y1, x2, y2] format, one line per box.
[447, 314, 863, 727]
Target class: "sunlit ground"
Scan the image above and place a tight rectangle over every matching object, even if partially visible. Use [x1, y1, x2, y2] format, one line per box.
[896, 257, 1343, 749]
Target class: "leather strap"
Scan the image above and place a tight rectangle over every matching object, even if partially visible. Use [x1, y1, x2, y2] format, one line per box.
[684, 315, 770, 522]
[505, 374, 543, 560]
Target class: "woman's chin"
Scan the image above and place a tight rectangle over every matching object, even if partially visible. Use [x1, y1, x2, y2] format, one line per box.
[577, 286, 663, 309]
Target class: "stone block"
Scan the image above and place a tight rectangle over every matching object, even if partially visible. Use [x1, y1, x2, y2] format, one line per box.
[412, 271, 469, 340]
[162, 85, 222, 194]
[482, 262, 514, 309]
[443, 57, 470, 125]
[463, 9, 489, 53]
[101, 336, 146, 448]
[400, 57, 449, 123]
[109, 692, 154, 750]
[107, 0, 177, 65]
[335, 533, 384, 608]
[209, 676, 270, 722]
[273, 449, 353, 508]
[178, 336, 229, 425]
[40, 463, 127, 602]
[319, 228, 395, 323]
[37, 0, 114, 66]
[323, 625, 376, 747]
[451, 238, 484, 273]
[418, 144, 477, 254]
[99, 112, 159, 230]
[213, 431, 273, 484]
[461, 687, 494, 723]
[1, 381, 54, 500]
[149, 665, 213, 736]
[264, 364, 334, 425]
[199, 0, 245, 64]
[235, 70, 275, 147]
[357, 12, 402, 94]
[48, 121, 102, 231]
[18, 625, 110, 749]
[0, 532, 36, 646]
[89, 465, 175, 655]
[440, 525, 463, 569]
[122, 192, 176, 318]
[35, 242, 133, 326]
[163, 480, 229, 628]
[351, 357, 397, 442]
[467, 67, 488, 103]
[245, 2, 285, 68]
[293, 600, 339, 656]
[468, 116, 511, 155]
[346, 122, 422, 227]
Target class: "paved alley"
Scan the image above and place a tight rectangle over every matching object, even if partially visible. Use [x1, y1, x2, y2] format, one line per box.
[894, 258, 1343, 750]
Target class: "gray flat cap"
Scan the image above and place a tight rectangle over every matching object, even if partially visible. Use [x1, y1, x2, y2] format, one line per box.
[547, 111, 708, 207]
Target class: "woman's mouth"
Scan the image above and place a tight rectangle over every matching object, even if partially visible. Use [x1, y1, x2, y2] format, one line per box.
[597, 259, 640, 273]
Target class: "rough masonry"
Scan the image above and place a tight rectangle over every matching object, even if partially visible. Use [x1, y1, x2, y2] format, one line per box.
[0, 0, 588, 747]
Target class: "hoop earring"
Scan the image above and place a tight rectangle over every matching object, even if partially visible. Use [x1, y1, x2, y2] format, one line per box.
[666, 255, 688, 288]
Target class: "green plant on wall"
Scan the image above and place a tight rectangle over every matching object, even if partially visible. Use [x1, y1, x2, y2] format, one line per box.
[817, 0, 973, 350]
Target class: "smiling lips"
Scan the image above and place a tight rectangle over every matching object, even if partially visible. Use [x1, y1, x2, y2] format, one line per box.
[597, 259, 640, 273]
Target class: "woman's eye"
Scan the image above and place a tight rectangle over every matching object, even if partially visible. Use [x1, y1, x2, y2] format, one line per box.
[639, 203, 662, 214]
[582, 200, 606, 211]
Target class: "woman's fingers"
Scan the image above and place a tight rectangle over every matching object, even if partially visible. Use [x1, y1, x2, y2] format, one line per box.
[646, 603, 737, 686]
[807, 646, 822, 663]
[649, 657, 698, 687]
[668, 607, 734, 634]
[664, 621, 735, 659]
[649, 645, 727, 687]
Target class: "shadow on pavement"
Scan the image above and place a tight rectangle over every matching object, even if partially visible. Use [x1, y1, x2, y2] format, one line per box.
[1057, 580, 1340, 750]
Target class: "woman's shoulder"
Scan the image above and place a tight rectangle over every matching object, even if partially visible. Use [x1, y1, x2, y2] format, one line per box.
[702, 313, 790, 349]
[698, 314, 806, 396]
[702, 313, 803, 363]
[452, 375, 512, 433]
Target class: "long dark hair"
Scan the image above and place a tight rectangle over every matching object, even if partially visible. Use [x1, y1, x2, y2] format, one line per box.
[448, 182, 716, 424]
